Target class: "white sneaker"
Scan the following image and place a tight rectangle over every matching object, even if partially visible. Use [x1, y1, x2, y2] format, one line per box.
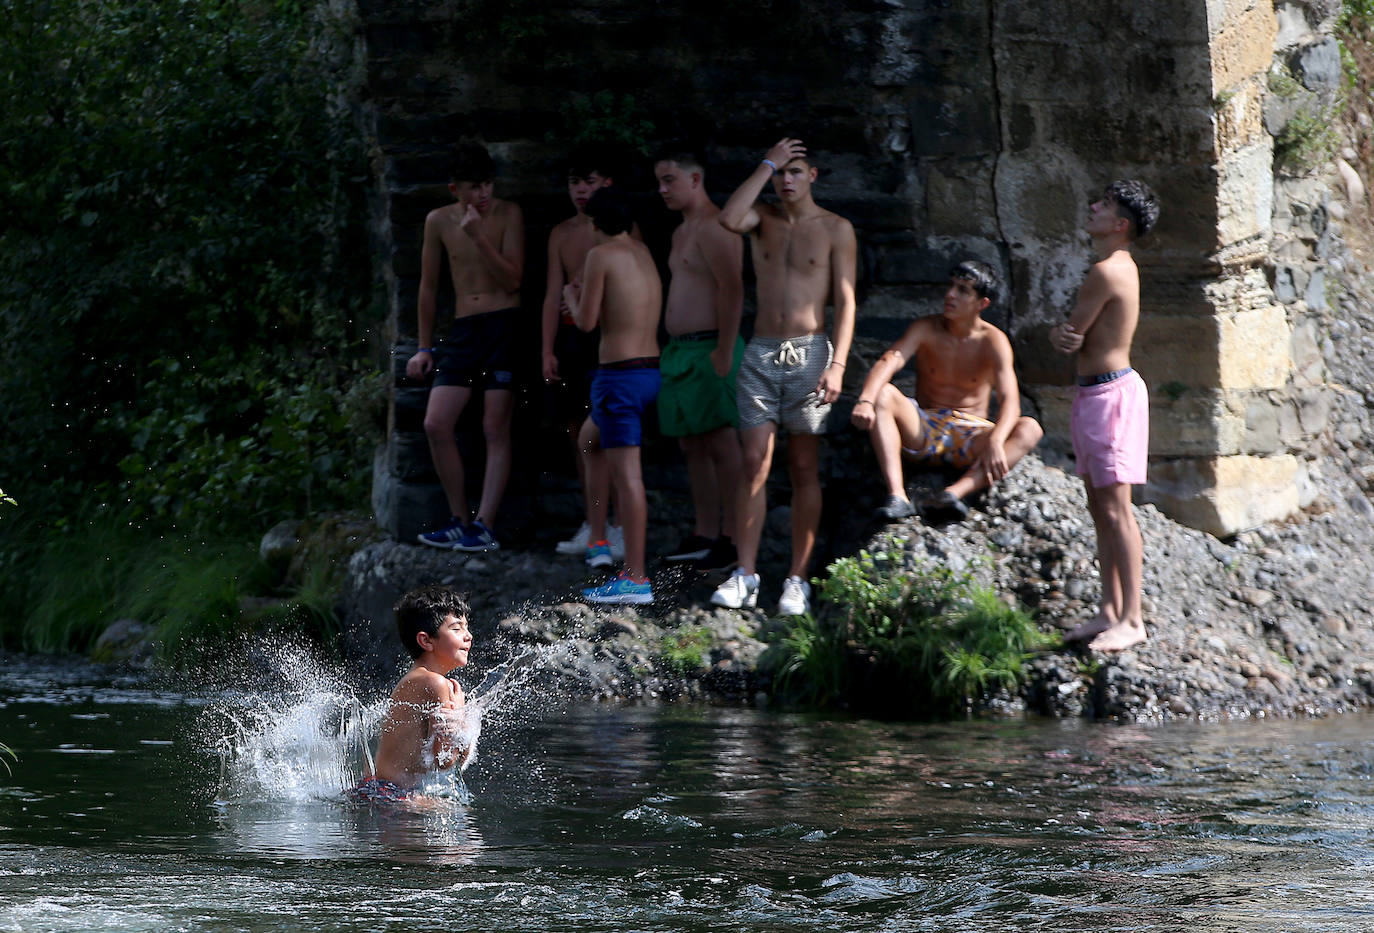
[777, 576, 811, 616]
[556, 521, 591, 556]
[710, 568, 760, 609]
[607, 524, 626, 560]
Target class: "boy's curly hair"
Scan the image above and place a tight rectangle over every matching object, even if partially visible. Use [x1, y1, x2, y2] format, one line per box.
[394, 585, 471, 659]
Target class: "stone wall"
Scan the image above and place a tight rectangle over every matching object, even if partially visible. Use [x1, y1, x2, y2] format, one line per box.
[357, 0, 1350, 540]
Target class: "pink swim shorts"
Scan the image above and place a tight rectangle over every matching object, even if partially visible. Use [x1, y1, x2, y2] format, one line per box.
[1071, 369, 1148, 487]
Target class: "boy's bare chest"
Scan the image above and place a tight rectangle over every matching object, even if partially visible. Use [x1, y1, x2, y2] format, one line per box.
[755, 224, 829, 276]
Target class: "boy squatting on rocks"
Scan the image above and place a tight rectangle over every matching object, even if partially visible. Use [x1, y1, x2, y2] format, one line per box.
[564, 187, 664, 605]
[543, 146, 637, 564]
[850, 260, 1043, 522]
[711, 136, 858, 617]
[1050, 180, 1160, 653]
[350, 585, 474, 802]
[409, 142, 524, 554]
[653, 149, 746, 572]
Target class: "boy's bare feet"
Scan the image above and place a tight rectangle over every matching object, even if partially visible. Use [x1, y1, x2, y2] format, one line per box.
[1087, 619, 1146, 652]
[1063, 614, 1112, 643]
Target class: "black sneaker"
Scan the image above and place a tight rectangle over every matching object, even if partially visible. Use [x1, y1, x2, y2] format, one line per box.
[875, 494, 917, 521]
[695, 536, 738, 571]
[664, 533, 714, 563]
[924, 490, 970, 522]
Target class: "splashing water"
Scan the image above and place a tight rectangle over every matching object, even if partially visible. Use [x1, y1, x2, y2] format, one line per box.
[202, 641, 557, 807]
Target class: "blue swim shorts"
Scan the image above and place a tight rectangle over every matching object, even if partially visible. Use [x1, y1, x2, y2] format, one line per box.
[590, 359, 661, 449]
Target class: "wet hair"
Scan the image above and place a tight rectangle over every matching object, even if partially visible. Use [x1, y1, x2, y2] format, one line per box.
[949, 259, 1002, 309]
[450, 141, 495, 184]
[567, 143, 619, 182]
[584, 186, 634, 236]
[394, 584, 471, 660]
[1104, 179, 1160, 239]
[653, 147, 705, 176]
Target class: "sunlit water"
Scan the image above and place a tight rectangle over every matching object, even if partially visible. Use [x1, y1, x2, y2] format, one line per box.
[1, 650, 1372, 932]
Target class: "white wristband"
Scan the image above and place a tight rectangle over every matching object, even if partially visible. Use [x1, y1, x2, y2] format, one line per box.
[761, 158, 777, 171]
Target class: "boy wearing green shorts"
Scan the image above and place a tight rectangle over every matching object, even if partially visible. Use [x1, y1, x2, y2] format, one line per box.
[654, 150, 745, 570]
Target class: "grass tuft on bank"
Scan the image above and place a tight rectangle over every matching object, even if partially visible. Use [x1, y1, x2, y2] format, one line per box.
[768, 538, 1056, 717]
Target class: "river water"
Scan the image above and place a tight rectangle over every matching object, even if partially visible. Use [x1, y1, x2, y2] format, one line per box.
[1, 650, 1372, 932]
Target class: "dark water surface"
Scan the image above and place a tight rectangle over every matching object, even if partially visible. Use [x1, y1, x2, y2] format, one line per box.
[1, 654, 1372, 932]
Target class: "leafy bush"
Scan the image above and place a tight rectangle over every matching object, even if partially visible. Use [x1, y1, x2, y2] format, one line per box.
[0, 0, 379, 536]
[772, 538, 1055, 717]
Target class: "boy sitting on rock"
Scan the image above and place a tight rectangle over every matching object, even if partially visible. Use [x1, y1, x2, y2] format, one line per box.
[850, 260, 1042, 521]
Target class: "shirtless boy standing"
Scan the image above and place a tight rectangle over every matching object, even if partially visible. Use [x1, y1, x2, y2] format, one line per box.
[850, 260, 1043, 522]
[352, 584, 473, 802]
[542, 147, 631, 561]
[654, 151, 745, 571]
[1050, 180, 1160, 652]
[563, 187, 663, 605]
[408, 142, 524, 552]
[711, 137, 857, 616]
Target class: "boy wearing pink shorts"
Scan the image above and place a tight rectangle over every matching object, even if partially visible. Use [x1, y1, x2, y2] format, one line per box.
[1050, 180, 1160, 652]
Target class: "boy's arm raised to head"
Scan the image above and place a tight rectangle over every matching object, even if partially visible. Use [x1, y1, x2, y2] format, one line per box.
[702, 221, 744, 376]
[541, 225, 567, 381]
[406, 211, 444, 379]
[568, 249, 606, 332]
[718, 138, 803, 234]
[819, 218, 859, 402]
[851, 319, 926, 430]
[1051, 263, 1113, 353]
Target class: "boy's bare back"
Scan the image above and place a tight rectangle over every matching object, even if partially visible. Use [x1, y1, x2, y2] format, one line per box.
[585, 237, 662, 362]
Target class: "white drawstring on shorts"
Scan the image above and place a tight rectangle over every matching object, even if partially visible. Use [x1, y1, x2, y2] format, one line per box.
[771, 340, 804, 367]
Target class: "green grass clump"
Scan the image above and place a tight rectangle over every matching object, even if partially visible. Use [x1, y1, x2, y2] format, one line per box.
[658, 627, 714, 674]
[771, 538, 1056, 717]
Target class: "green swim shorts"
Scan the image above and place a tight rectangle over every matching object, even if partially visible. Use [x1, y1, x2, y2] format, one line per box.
[658, 333, 745, 437]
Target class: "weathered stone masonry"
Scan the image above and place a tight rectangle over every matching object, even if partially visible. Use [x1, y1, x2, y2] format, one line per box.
[357, 0, 1348, 539]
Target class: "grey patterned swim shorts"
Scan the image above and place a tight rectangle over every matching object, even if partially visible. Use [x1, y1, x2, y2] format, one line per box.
[736, 334, 833, 434]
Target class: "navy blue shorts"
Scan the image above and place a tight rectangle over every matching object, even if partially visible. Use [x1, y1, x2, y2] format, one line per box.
[590, 360, 660, 449]
[433, 308, 517, 391]
[347, 777, 412, 803]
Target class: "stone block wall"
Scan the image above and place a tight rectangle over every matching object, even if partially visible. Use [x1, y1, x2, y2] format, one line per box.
[355, 0, 1343, 540]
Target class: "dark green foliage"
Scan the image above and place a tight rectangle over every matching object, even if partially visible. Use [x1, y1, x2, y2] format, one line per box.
[1, 508, 347, 659]
[0, 0, 379, 536]
[771, 539, 1056, 717]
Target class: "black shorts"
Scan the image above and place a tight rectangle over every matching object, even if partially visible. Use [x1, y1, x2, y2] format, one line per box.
[549, 321, 600, 420]
[433, 308, 518, 391]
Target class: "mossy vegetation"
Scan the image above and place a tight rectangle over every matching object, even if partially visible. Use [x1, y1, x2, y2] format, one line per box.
[659, 627, 714, 674]
[768, 539, 1056, 717]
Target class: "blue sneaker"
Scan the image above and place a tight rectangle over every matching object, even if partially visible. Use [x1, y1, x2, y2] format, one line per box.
[417, 516, 467, 549]
[582, 573, 653, 605]
[455, 518, 500, 552]
[585, 539, 613, 569]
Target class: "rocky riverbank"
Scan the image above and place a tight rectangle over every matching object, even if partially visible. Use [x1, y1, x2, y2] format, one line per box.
[330, 445, 1374, 722]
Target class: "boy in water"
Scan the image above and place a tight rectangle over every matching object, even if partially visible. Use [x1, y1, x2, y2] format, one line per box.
[654, 150, 745, 571]
[543, 146, 634, 562]
[711, 137, 857, 616]
[409, 142, 524, 553]
[352, 585, 474, 801]
[850, 260, 1042, 522]
[564, 187, 662, 604]
[1050, 180, 1160, 652]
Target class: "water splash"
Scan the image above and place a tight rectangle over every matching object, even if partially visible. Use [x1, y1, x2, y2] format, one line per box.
[202, 640, 557, 806]
[204, 642, 384, 804]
